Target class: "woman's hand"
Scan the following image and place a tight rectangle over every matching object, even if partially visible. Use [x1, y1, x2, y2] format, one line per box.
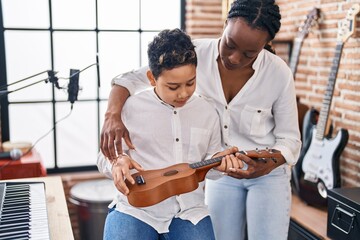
[100, 86, 134, 161]
[227, 151, 286, 179]
[100, 113, 134, 161]
[111, 155, 144, 195]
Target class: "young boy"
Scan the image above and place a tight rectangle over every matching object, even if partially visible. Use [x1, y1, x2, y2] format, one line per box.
[97, 28, 240, 240]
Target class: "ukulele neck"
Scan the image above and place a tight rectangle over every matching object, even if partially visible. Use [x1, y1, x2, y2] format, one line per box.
[189, 151, 246, 182]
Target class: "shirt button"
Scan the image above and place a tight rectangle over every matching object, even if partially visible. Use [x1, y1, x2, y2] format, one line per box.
[176, 138, 179, 142]
[225, 143, 228, 146]
[174, 111, 177, 114]
[224, 125, 228, 129]
[257, 110, 261, 113]
[225, 106, 228, 110]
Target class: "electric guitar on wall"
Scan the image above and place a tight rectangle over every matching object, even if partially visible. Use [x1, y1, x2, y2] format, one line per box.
[291, 7, 320, 140]
[296, 4, 359, 207]
[125, 149, 282, 207]
[289, 7, 320, 77]
[289, 7, 320, 195]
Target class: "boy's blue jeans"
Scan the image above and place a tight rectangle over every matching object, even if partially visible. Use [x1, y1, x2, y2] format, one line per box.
[103, 208, 215, 240]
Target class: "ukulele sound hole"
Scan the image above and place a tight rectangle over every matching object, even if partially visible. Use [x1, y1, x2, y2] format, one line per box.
[163, 170, 178, 176]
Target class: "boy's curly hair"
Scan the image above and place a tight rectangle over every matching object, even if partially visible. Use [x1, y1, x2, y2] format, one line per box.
[148, 28, 197, 79]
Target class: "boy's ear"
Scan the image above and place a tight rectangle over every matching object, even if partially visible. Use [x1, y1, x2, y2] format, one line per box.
[223, 19, 228, 29]
[147, 70, 156, 86]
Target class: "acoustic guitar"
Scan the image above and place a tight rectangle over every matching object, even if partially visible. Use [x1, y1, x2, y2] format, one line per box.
[296, 4, 359, 207]
[125, 148, 282, 207]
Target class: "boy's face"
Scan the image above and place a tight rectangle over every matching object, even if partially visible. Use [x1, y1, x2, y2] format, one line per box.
[147, 64, 196, 108]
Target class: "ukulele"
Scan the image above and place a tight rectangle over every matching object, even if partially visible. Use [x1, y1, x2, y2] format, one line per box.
[296, 4, 359, 207]
[125, 148, 282, 207]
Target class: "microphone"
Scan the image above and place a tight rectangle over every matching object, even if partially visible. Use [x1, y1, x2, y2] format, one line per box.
[0, 148, 23, 160]
[0, 89, 11, 96]
[47, 70, 61, 89]
[68, 69, 80, 104]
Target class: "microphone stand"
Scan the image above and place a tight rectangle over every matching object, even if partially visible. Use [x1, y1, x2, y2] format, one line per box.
[0, 63, 96, 150]
[0, 70, 59, 150]
[0, 70, 60, 97]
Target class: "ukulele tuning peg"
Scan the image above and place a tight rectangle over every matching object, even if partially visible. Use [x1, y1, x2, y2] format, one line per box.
[260, 158, 267, 163]
[135, 175, 146, 185]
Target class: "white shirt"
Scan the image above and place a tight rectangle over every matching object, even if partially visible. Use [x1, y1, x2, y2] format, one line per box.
[113, 38, 301, 165]
[97, 88, 222, 233]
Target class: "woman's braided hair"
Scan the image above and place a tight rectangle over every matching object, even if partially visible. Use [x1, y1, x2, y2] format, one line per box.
[227, 0, 281, 53]
[148, 28, 197, 79]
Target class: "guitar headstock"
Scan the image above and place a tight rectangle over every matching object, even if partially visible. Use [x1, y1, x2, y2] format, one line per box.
[297, 7, 320, 40]
[240, 148, 282, 162]
[337, 4, 360, 42]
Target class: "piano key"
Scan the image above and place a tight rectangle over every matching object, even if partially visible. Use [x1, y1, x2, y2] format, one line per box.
[0, 232, 30, 240]
[0, 182, 50, 240]
[0, 213, 30, 220]
[0, 225, 30, 235]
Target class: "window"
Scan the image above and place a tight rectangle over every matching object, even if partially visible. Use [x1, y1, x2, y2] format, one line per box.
[0, 0, 184, 172]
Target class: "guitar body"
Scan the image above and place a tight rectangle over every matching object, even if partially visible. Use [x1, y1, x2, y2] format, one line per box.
[297, 128, 349, 206]
[296, 97, 309, 140]
[301, 107, 319, 145]
[126, 163, 199, 207]
[291, 107, 319, 195]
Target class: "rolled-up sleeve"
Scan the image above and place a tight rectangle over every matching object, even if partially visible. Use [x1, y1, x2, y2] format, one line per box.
[97, 152, 113, 179]
[111, 66, 151, 96]
[272, 72, 302, 166]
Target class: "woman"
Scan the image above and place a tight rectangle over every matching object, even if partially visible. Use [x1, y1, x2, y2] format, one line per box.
[100, 1, 301, 239]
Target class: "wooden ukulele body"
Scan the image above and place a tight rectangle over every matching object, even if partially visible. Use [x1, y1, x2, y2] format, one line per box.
[126, 163, 200, 207]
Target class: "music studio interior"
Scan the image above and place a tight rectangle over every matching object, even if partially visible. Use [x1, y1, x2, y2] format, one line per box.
[0, 0, 360, 240]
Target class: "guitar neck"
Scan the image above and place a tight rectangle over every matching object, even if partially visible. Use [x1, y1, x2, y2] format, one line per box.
[315, 42, 344, 140]
[289, 38, 304, 75]
[289, 7, 320, 76]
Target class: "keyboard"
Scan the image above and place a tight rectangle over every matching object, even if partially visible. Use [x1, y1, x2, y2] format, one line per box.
[0, 182, 50, 240]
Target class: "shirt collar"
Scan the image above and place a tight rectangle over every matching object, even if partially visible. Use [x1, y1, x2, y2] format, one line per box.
[214, 38, 221, 62]
[150, 88, 195, 110]
[252, 49, 264, 70]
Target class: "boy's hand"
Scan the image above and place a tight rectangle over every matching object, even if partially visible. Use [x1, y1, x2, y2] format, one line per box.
[112, 155, 144, 195]
[214, 146, 244, 173]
